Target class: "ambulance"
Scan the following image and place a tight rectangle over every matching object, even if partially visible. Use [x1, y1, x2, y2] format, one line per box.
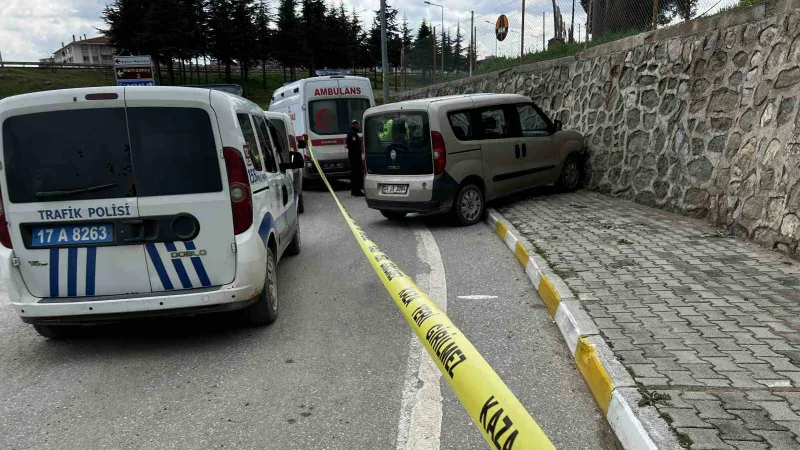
[269, 75, 375, 183]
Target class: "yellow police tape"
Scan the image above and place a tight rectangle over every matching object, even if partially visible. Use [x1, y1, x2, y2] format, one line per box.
[307, 144, 554, 450]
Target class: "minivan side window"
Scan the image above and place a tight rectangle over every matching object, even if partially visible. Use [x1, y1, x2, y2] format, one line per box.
[237, 113, 264, 171]
[517, 104, 550, 136]
[266, 120, 289, 163]
[448, 111, 473, 140]
[252, 115, 279, 172]
[479, 108, 510, 139]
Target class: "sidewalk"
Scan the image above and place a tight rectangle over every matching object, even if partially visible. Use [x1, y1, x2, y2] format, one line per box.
[496, 190, 800, 450]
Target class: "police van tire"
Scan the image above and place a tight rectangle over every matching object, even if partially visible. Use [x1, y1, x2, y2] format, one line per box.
[380, 210, 407, 221]
[298, 194, 305, 214]
[285, 225, 301, 256]
[451, 183, 485, 226]
[247, 247, 279, 326]
[33, 324, 81, 339]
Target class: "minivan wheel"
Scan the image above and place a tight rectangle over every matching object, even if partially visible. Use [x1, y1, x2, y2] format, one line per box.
[247, 247, 279, 326]
[380, 210, 407, 221]
[557, 155, 582, 192]
[33, 324, 81, 339]
[451, 184, 484, 226]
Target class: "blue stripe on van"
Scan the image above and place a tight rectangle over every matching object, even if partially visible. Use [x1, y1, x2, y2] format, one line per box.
[164, 242, 192, 289]
[145, 243, 174, 290]
[85, 247, 97, 296]
[184, 241, 212, 287]
[67, 248, 78, 297]
[49, 248, 59, 297]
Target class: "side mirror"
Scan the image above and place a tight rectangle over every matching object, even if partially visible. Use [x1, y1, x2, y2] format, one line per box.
[553, 119, 563, 132]
[280, 151, 304, 172]
[296, 139, 307, 149]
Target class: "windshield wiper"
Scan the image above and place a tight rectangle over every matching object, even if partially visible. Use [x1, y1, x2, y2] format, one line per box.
[36, 183, 118, 199]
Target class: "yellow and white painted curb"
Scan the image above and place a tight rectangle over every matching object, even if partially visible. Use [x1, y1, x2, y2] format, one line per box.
[487, 209, 681, 450]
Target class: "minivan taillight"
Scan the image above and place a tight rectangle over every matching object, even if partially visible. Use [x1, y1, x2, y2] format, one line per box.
[0, 187, 11, 249]
[223, 147, 253, 235]
[431, 131, 447, 175]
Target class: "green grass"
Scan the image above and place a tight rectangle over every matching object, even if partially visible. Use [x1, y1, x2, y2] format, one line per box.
[0, 66, 411, 106]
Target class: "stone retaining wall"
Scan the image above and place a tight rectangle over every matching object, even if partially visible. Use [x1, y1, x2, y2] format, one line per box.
[399, 2, 800, 256]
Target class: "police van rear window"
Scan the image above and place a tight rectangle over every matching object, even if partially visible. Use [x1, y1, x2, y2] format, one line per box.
[1, 107, 222, 204]
[127, 107, 222, 197]
[2, 108, 136, 203]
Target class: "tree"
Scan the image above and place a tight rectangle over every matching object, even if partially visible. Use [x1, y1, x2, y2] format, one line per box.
[207, 0, 236, 82]
[254, 0, 273, 89]
[452, 22, 465, 73]
[275, 0, 299, 79]
[411, 19, 433, 81]
[300, 0, 327, 76]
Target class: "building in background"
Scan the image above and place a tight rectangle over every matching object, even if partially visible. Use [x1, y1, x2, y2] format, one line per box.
[53, 36, 115, 64]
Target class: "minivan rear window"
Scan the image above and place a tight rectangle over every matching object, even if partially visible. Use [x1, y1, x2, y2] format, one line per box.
[128, 107, 222, 197]
[309, 98, 370, 135]
[2, 107, 222, 204]
[2, 108, 136, 203]
[364, 112, 432, 175]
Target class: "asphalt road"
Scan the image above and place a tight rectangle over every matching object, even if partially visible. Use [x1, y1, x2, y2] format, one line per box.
[0, 183, 618, 450]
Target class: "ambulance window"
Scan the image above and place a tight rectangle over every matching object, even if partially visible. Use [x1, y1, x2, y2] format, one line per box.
[309, 100, 338, 135]
[253, 115, 279, 172]
[236, 113, 264, 171]
[2, 108, 136, 203]
[128, 107, 222, 197]
[345, 99, 370, 127]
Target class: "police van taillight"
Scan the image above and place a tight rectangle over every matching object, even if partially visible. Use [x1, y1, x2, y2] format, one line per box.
[0, 187, 11, 249]
[431, 131, 447, 175]
[223, 147, 253, 235]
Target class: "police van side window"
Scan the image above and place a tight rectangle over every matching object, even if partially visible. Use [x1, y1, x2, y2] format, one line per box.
[253, 115, 279, 172]
[266, 120, 289, 163]
[236, 113, 264, 171]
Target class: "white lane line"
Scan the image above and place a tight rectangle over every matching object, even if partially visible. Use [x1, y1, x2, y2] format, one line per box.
[456, 295, 498, 300]
[396, 223, 446, 450]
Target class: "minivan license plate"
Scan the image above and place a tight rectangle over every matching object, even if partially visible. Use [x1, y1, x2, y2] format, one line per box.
[381, 184, 408, 195]
[32, 224, 113, 247]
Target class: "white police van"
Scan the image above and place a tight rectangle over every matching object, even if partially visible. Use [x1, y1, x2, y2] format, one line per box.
[0, 86, 303, 338]
[269, 75, 374, 183]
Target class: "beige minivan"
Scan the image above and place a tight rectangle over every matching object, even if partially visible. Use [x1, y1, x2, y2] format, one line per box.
[363, 94, 585, 225]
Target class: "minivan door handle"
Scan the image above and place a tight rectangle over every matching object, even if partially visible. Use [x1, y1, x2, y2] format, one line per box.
[522, 143, 527, 157]
[514, 145, 520, 159]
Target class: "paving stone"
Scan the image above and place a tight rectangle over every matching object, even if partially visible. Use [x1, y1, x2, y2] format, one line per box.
[730, 410, 790, 431]
[750, 430, 800, 449]
[721, 440, 768, 450]
[694, 401, 737, 420]
[675, 427, 735, 449]
[755, 401, 800, 421]
[707, 419, 765, 441]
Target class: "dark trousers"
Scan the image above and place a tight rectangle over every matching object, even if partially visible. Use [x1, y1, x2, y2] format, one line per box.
[349, 159, 363, 193]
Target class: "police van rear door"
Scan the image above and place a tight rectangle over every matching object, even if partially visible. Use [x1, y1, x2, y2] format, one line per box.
[124, 88, 235, 292]
[0, 87, 153, 298]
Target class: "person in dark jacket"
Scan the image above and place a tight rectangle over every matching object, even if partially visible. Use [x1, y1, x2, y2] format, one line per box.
[346, 119, 364, 196]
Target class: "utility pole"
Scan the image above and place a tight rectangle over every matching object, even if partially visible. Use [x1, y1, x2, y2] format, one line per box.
[542, 12, 546, 50]
[432, 27, 437, 85]
[570, 0, 576, 42]
[469, 11, 474, 77]
[652, 0, 660, 30]
[521, 0, 526, 58]
[380, 0, 389, 103]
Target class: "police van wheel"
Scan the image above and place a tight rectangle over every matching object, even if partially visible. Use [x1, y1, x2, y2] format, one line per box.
[298, 194, 305, 214]
[285, 224, 301, 256]
[33, 324, 81, 339]
[247, 247, 279, 326]
[451, 183, 484, 226]
[380, 211, 407, 221]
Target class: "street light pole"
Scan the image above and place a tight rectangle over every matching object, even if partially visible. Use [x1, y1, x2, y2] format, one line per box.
[424, 1, 444, 80]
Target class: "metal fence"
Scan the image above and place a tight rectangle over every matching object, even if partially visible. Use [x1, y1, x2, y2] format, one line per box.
[403, 0, 743, 93]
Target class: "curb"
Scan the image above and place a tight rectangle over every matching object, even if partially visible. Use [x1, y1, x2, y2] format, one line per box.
[486, 208, 681, 450]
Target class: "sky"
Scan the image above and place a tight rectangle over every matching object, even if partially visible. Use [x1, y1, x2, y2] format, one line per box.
[0, 0, 730, 63]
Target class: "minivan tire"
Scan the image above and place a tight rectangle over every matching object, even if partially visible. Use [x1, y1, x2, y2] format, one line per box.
[247, 247, 279, 326]
[556, 154, 582, 192]
[380, 211, 407, 221]
[33, 324, 81, 339]
[285, 223, 301, 256]
[451, 184, 485, 226]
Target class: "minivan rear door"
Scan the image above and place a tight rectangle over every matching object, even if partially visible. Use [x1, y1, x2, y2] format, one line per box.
[124, 90, 235, 292]
[0, 88, 152, 298]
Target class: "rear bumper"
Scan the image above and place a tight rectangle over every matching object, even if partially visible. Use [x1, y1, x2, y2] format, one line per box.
[1, 226, 267, 324]
[303, 159, 351, 180]
[364, 172, 458, 214]
[366, 199, 448, 213]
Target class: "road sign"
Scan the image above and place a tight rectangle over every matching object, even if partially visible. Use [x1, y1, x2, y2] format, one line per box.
[117, 80, 155, 86]
[495, 15, 509, 42]
[113, 55, 155, 87]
